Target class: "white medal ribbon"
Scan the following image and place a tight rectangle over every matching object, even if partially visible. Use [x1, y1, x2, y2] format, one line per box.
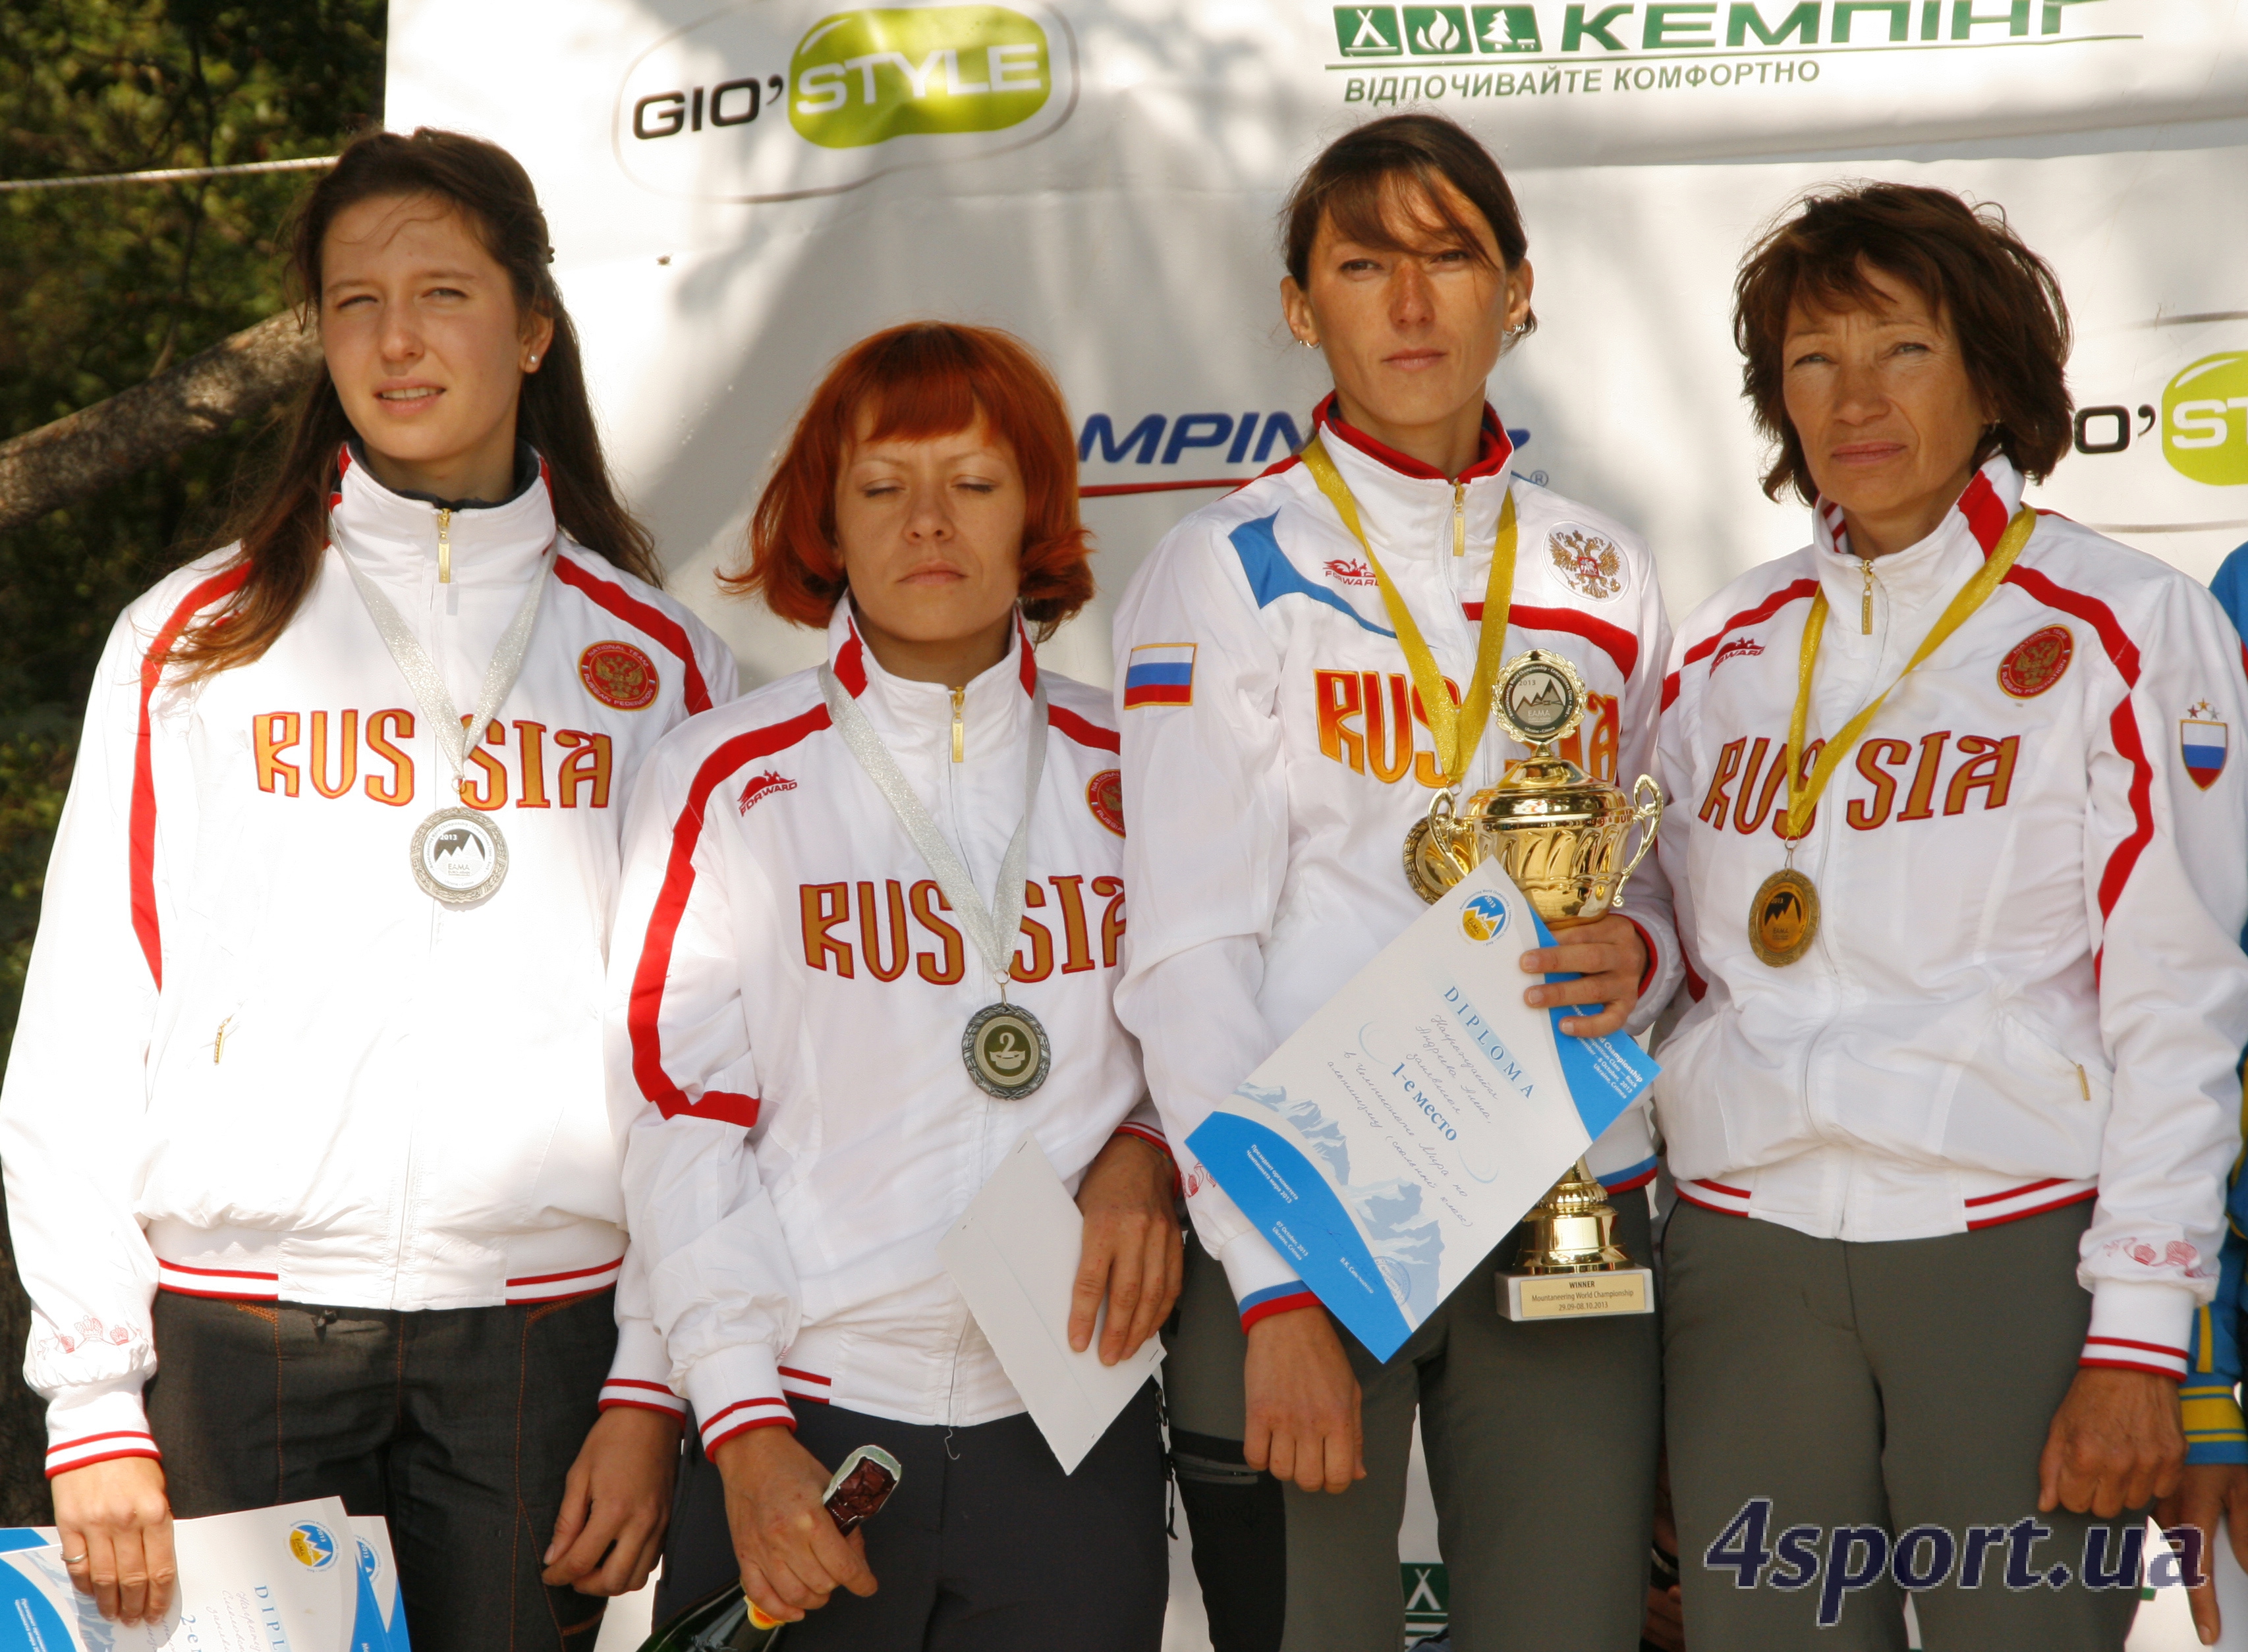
[335, 528, 555, 800]
[818, 655, 1046, 995]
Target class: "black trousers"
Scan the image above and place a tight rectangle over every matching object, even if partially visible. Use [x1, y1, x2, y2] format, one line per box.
[656, 1385, 1168, 1652]
[144, 1286, 618, 1652]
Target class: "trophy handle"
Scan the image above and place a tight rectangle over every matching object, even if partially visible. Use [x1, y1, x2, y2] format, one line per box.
[1611, 775, 1664, 902]
[1423, 789, 1472, 881]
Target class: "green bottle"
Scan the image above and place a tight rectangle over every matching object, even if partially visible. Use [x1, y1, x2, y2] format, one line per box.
[636, 1445, 902, 1652]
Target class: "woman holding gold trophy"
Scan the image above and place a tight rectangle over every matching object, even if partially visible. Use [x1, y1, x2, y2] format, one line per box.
[1654, 184, 2248, 1647]
[1112, 113, 1681, 1649]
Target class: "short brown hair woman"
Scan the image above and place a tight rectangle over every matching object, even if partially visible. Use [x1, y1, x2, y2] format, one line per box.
[0, 128, 740, 1647]
[609, 323, 1179, 1649]
[1654, 182, 2248, 1647]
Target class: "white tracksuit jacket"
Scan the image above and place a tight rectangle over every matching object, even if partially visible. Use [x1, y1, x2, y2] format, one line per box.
[607, 607, 1162, 1454]
[0, 448, 737, 1477]
[1113, 395, 1683, 1323]
[1655, 456, 2248, 1379]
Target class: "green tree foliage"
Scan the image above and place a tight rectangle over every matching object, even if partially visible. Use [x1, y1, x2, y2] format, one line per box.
[0, 0, 383, 1060]
[0, 0, 383, 1521]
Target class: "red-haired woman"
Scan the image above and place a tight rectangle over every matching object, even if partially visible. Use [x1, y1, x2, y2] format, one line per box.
[0, 129, 736, 1647]
[609, 322, 1179, 1649]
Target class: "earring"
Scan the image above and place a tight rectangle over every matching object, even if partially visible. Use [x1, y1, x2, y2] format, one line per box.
[527, 354, 540, 367]
[1300, 337, 1318, 350]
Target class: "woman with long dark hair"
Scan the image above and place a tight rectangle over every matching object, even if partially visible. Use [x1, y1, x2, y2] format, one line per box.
[0, 127, 736, 1650]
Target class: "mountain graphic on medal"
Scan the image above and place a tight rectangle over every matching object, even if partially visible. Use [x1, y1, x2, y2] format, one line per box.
[1496, 654, 1580, 746]
[412, 806, 509, 904]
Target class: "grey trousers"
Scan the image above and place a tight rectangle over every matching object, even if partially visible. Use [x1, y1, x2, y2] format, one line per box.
[1166, 1203, 1662, 1652]
[1663, 1199, 2143, 1651]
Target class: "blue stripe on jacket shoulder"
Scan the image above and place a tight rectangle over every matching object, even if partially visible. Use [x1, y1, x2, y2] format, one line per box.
[1229, 512, 1396, 638]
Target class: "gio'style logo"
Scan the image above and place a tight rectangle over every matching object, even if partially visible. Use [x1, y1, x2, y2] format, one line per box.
[1335, 5, 1541, 55]
[617, 2, 1076, 204]
[2163, 354, 2248, 487]
[792, 7, 1051, 148]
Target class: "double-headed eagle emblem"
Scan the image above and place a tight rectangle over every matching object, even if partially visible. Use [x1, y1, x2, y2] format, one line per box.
[1548, 528, 1623, 601]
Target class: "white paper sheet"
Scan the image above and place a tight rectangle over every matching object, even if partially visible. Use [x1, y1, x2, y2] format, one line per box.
[939, 1134, 1165, 1475]
[0, 1499, 358, 1652]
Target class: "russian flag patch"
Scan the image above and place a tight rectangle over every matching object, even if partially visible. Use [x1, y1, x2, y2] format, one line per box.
[2183, 703, 2229, 790]
[1124, 643, 1196, 709]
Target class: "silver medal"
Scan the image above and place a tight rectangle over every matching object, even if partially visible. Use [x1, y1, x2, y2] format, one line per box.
[963, 1001, 1053, 1100]
[410, 806, 510, 905]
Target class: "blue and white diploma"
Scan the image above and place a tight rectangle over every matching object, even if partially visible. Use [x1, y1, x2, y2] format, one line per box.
[1186, 863, 1658, 1360]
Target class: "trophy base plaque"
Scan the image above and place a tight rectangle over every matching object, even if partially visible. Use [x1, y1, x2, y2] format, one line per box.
[1498, 1157, 1656, 1323]
[1500, 1266, 1655, 1322]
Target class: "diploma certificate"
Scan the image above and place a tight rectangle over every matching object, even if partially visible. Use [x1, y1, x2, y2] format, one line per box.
[1186, 863, 1658, 1360]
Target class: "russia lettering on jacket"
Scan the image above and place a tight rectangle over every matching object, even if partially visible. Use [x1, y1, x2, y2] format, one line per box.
[250, 711, 615, 809]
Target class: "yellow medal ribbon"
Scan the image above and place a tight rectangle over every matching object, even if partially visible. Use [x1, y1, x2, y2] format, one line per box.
[1780, 507, 2037, 841]
[1299, 433, 1517, 790]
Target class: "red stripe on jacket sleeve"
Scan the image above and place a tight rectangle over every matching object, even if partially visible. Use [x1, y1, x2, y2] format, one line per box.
[132, 565, 250, 986]
[2000, 563, 2151, 963]
[629, 709, 831, 1118]
[1048, 705, 1121, 752]
[552, 555, 714, 715]
[1507, 604, 1639, 680]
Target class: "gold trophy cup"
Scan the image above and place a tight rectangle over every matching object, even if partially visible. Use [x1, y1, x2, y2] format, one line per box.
[1403, 649, 1663, 1323]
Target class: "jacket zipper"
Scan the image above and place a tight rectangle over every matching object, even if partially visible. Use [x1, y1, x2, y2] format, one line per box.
[401, 512, 449, 1298]
[951, 686, 966, 763]
[1451, 482, 1466, 558]
[1859, 556, 1874, 635]
[213, 1015, 232, 1064]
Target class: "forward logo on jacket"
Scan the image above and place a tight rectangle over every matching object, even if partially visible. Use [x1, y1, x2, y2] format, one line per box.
[1998, 624, 2074, 699]
[2183, 703, 2230, 790]
[579, 640, 660, 710]
[1323, 558, 1376, 588]
[738, 770, 799, 816]
[1547, 526, 1625, 601]
[1711, 637, 1764, 673]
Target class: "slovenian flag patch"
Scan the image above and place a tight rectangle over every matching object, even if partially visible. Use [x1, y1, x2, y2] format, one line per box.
[2183, 702, 2229, 790]
[1124, 643, 1197, 709]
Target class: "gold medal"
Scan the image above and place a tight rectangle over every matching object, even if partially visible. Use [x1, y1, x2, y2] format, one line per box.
[1754, 503, 2039, 967]
[1298, 435, 1519, 900]
[1749, 868, 1820, 967]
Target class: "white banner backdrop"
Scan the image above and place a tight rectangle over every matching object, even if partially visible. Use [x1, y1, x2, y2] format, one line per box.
[385, 0, 2248, 699]
[389, 5, 2243, 1644]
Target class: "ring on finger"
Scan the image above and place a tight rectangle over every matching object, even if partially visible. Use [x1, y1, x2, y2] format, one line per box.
[61, 1553, 86, 1565]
